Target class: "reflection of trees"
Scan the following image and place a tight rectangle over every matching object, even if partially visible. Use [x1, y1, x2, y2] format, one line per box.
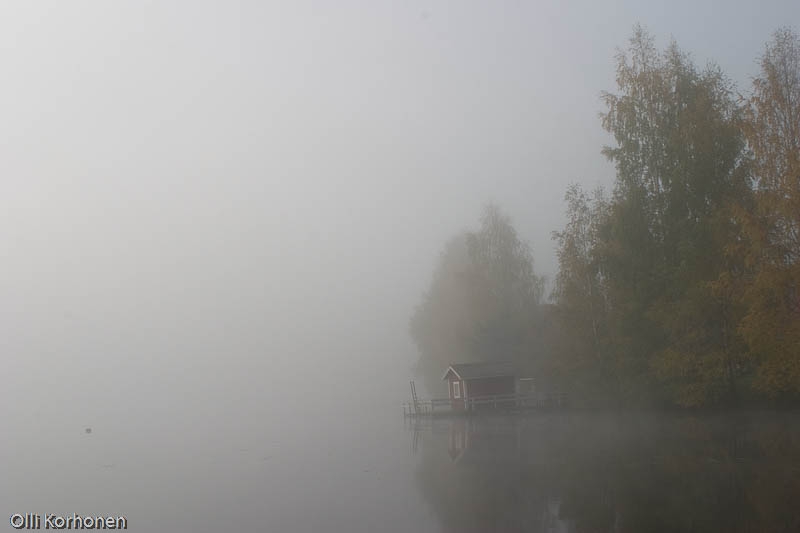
[413, 413, 800, 533]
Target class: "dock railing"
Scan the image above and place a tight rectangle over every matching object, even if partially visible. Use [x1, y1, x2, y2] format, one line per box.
[402, 391, 568, 417]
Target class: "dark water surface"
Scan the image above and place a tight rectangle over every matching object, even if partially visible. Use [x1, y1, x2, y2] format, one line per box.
[411, 412, 800, 533]
[4, 409, 800, 532]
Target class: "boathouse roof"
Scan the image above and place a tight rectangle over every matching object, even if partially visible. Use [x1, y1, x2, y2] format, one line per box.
[442, 361, 516, 381]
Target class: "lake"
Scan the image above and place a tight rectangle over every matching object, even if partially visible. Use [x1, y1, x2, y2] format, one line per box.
[4, 407, 800, 532]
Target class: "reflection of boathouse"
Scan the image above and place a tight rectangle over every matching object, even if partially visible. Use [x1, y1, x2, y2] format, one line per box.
[423, 417, 575, 532]
[447, 418, 520, 465]
[413, 413, 785, 533]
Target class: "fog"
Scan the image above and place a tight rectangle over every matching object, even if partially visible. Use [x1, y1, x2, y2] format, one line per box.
[1, 2, 799, 532]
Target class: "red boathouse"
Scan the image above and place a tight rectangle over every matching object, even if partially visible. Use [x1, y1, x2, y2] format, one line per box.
[442, 361, 517, 411]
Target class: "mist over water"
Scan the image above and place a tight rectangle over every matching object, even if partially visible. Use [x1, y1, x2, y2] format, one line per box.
[2, 403, 433, 532]
[6, 407, 800, 532]
[2, 1, 800, 532]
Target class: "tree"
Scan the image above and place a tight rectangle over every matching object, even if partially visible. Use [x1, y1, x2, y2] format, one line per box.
[410, 204, 545, 392]
[738, 28, 800, 395]
[599, 26, 750, 405]
[409, 234, 475, 393]
[553, 185, 609, 354]
[551, 184, 615, 402]
[464, 204, 545, 362]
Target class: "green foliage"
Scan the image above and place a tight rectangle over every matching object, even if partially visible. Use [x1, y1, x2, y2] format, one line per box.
[594, 26, 751, 406]
[551, 184, 617, 404]
[409, 234, 475, 393]
[410, 26, 799, 407]
[409, 204, 545, 393]
[737, 28, 800, 396]
[464, 204, 545, 361]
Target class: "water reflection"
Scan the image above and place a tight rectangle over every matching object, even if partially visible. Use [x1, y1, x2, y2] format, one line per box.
[410, 412, 800, 532]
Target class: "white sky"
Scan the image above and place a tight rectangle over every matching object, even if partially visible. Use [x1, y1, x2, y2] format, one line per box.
[1, 1, 798, 409]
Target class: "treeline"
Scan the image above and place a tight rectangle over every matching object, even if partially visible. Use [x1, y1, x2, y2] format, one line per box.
[410, 26, 800, 407]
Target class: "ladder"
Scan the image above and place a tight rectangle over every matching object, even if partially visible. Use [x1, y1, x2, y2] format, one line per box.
[410, 380, 419, 415]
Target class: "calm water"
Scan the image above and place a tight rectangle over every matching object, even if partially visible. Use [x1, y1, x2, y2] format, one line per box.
[410, 412, 800, 533]
[4, 409, 800, 532]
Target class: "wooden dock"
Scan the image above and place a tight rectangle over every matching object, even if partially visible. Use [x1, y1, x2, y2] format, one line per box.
[402, 391, 569, 418]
